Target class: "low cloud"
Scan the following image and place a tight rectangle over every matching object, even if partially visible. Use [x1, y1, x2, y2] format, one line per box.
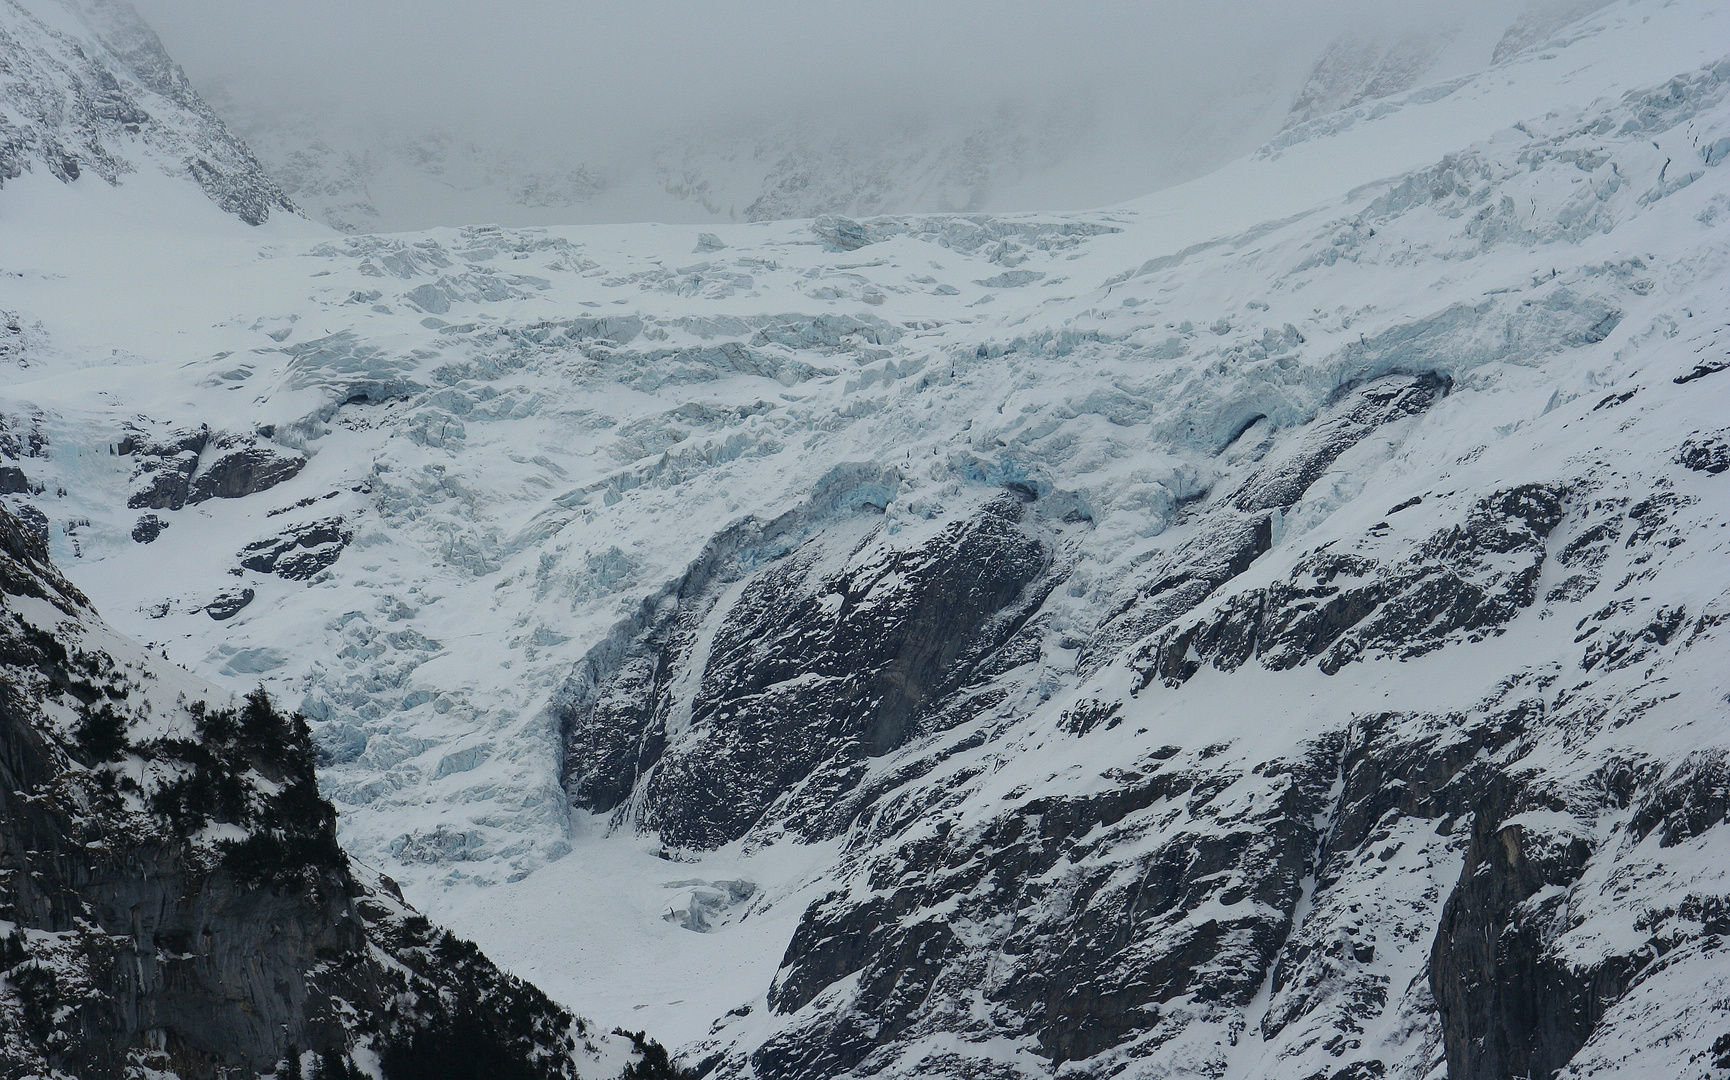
[127, 0, 1535, 222]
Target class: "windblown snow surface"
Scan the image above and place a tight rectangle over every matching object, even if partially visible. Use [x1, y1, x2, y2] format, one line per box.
[4, 0, 1730, 1077]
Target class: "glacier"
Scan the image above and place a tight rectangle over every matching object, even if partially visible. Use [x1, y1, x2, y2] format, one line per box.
[3, 0, 1730, 1076]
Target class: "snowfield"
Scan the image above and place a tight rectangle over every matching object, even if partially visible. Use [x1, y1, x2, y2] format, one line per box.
[4, 0, 1730, 1076]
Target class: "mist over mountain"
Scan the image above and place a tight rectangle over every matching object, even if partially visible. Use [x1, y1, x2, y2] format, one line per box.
[126, 0, 1577, 231]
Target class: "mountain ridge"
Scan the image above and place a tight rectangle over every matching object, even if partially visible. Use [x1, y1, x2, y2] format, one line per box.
[1, 0, 1728, 1076]
[0, 0, 293, 222]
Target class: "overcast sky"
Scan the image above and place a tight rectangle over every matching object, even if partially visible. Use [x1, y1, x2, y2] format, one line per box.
[130, 0, 1518, 142]
[121, 0, 1539, 225]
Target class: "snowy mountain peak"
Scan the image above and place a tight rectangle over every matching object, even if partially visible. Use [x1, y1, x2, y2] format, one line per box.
[2, 0, 1730, 1077]
[0, 0, 293, 222]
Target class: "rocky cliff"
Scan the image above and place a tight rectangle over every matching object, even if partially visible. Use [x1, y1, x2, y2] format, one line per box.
[0, 502, 624, 1078]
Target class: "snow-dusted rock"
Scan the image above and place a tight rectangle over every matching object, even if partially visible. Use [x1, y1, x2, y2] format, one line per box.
[2, 1, 1729, 1077]
[0, 0, 294, 222]
[0, 503, 616, 1077]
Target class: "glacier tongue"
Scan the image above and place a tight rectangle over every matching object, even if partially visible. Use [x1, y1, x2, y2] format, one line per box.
[2, 0, 1730, 1077]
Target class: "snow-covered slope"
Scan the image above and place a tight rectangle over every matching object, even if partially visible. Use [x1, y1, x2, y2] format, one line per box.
[3, 0, 1730, 1077]
[0, 0, 293, 223]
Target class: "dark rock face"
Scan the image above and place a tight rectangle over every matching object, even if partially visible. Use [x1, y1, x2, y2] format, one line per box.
[189, 432, 308, 501]
[1251, 705, 1532, 1071]
[1678, 429, 1730, 474]
[205, 586, 255, 620]
[0, 503, 591, 1079]
[11, 504, 49, 548]
[1086, 374, 1447, 669]
[714, 700, 1512, 1080]
[1130, 483, 1565, 687]
[238, 517, 352, 580]
[1672, 358, 1729, 384]
[669, 372, 1728, 1080]
[122, 427, 306, 511]
[0, 465, 38, 495]
[1428, 775, 1604, 1080]
[640, 494, 1051, 848]
[698, 613, 1715, 1080]
[131, 512, 167, 543]
[123, 427, 208, 510]
[563, 493, 1055, 849]
[0, 413, 48, 463]
[1093, 375, 1560, 693]
[0, 497, 87, 612]
[1083, 513, 1272, 672]
[1429, 745, 1730, 1080]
